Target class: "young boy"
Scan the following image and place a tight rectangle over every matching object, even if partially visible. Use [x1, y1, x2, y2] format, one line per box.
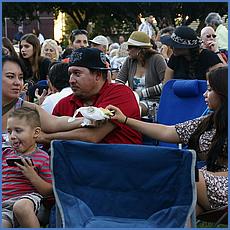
[2, 107, 53, 228]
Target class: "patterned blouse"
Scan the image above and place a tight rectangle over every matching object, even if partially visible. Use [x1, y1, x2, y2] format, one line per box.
[175, 115, 228, 171]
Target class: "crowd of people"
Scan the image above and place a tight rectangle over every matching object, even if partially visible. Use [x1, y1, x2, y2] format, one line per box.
[2, 11, 228, 228]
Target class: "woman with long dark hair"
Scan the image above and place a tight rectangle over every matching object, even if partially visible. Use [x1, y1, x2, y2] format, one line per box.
[162, 26, 224, 82]
[107, 66, 228, 215]
[2, 37, 18, 57]
[19, 33, 51, 102]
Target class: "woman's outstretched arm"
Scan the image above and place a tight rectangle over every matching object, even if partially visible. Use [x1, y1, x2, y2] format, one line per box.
[106, 104, 181, 143]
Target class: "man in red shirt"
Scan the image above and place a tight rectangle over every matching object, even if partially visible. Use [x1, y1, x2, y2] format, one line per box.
[39, 48, 142, 144]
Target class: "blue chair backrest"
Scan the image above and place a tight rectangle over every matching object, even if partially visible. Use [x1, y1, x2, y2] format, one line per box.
[50, 140, 196, 228]
[157, 79, 207, 147]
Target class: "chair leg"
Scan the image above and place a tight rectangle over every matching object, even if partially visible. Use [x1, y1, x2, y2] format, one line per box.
[213, 212, 228, 227]
[191, 210, 197, 228]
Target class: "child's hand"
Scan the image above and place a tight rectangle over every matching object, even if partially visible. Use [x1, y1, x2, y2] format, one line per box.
[35, 88, 48, 105]
[15, 157, 38, 180]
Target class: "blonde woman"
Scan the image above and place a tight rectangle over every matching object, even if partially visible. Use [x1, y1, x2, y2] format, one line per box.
[41, 39, 61, 62]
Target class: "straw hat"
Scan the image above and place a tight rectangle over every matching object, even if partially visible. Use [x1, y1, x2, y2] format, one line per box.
[127, 31, 152, 48]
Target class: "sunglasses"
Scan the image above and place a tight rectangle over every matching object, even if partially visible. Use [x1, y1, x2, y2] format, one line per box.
[71, 29, 88, 36]
[206, 34, 217, 39]
[128, 45, 138, 49]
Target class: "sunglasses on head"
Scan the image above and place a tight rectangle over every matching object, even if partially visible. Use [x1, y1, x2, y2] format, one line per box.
[71, 29, 88, 36]
[206, 34, 216, 39]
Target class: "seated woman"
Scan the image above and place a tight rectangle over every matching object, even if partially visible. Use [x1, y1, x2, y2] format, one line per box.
[2, 55, 84, 148]
[19, 33, 51, 102]
[161, 26, 224, 83]
[2, 37, 18, 57]
[107, 66, 228, 215]
[115, 31, 166, 116]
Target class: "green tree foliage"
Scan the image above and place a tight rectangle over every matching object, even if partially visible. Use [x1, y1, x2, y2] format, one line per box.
[2, 2, 228, 35]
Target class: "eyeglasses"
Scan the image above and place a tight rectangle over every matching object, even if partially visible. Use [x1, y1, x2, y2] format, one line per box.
[206, 34, 217, 39]
[71, 29, 88, 37]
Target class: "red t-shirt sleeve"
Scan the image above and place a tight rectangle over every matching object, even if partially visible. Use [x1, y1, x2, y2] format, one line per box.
[96, 84, 141, 128]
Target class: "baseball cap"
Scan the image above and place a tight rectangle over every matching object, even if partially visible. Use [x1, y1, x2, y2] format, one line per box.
[69, 47, 110, 70]
[89, 35, 109, 49]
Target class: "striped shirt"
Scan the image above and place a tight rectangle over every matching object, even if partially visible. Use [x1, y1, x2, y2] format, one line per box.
[2, 147, 52, 201]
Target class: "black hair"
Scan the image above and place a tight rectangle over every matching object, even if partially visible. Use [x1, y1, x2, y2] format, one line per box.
[48, 62, 70, 91]
[89, 69, 108, 81]
[2, 55, 27, 79]
[160, 26, 175, 36]
[188, 66, 228, 171]
[70, 29, 88, 43]
[2, 37, 18, 57]
[61, 48, 74, 59]
[188, 47, 200, 79]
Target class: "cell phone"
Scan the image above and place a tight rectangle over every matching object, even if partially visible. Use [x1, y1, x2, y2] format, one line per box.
[6, 158, 34, 167]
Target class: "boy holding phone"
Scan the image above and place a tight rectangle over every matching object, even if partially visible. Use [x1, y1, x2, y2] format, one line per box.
[2, 107, 53, 228]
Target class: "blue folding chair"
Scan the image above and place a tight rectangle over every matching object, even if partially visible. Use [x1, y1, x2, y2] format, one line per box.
[156, 79, 207, 147]
[50, 140, 197, 228]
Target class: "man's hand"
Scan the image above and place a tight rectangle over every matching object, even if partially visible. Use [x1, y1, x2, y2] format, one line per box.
[37, 130, 51, 144]
[206, 40, 218, 52]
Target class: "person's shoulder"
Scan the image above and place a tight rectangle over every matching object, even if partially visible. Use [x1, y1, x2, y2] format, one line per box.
[55, 93, 74, 105]
[40, 57, 51, 65]
[33, 148, 50, 159]
[149, 53, 165, 61]
[107, 82, 133, 94]
[200, 49, 221, 61]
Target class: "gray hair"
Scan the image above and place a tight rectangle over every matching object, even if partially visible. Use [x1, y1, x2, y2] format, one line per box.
[205, 12, 223, 27]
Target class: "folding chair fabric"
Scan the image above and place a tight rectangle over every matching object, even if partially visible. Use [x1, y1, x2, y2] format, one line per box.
[157, 79, 207, 147]
[50, 140, 196, 228]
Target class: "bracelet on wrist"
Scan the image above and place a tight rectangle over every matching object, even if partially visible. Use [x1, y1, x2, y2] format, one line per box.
[123, 116, 128, 125]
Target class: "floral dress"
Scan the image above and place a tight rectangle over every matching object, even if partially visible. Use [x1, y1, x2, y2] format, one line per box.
[175, 115, 228, 209]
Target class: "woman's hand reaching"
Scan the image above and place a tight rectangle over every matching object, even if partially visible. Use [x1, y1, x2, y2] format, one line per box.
[105, 105, 127, 124]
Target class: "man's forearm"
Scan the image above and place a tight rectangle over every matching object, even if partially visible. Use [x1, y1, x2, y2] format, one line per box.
[38, 122, 115, 144]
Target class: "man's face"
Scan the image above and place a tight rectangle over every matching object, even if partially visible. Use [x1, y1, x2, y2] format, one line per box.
[72, 34, 88, 49]
[68, 66, 97, 99]
[148, 16, 154, 24]
[201, 28, 217, 48]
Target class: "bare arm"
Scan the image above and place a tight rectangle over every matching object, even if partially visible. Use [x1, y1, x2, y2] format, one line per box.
[163, 66, 174, 84]
[37, 121, 116, 144]
[27, 172, 52, 197]
[106, 105, 181, 143]
[23, 101, 83, 133]
[206, 171, 228, 176]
